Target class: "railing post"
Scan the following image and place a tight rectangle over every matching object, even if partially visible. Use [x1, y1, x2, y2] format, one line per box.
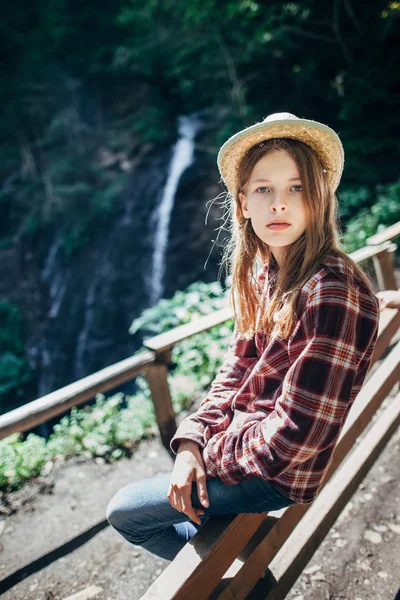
[371, 244, 398, 291]
[144, 349, 177, 456]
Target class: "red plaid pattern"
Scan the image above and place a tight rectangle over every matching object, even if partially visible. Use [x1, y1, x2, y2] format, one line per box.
[170, 254, 380, 504]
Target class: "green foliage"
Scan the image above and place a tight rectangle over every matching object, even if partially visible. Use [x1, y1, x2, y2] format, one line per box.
[0, 302, 24, 353]
[0, 302, 33, 407]
[1, 0, 399, 254]
[341, 180, 400, 252]
[130, 279, 229, 335]
[0, 434, 48, 490]
[130, 279, 234, 412]
[0, 389, 156, 492]
[46, 389, 156, 459]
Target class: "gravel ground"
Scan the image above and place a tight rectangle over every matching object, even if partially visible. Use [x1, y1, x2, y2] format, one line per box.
[0, 383, 399, 600]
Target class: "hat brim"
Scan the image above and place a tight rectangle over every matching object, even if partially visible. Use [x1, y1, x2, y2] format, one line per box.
[217, 117, 344, 195]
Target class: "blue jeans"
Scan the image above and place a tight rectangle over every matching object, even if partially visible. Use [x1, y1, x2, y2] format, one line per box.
[106, 472, 296, 561]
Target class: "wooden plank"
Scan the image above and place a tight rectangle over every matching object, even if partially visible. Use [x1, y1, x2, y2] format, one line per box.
[143, 307, 234, 353]
[0, 350, 155, 440]
[215, 337, 400, 599]
[348, 240, 394, 263]
[140, 516, 236, 600]
[145, 362, 177, 451]
[140, 513, 266, 600]
[248, 391, 400, 600]
[371, 306, 400, 366]
[366, 220, 400, 246]
[372, 246, 398, 291]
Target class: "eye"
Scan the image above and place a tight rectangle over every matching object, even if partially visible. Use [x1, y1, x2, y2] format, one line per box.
[291, 185, 302, 192]
[255, 186, 270, 193]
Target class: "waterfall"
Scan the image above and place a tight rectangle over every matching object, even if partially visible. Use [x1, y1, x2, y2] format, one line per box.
[149, 114, 201, 305]
[39, 231, 66, 396]
[41, 231, 66, 319]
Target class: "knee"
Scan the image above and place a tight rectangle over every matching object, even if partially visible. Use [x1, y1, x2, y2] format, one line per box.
[106, 486, 134, 532]
[106, 492, 122, 530]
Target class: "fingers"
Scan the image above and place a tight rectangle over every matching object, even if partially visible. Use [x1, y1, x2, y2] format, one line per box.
[168, 481, 207, 525]
[181, 486, 202, 525]
[196, 473, 210, 508]
[168, 482, 198, 523]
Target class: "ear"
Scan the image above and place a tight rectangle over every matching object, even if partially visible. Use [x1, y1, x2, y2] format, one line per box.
[239, 192, 250, 219]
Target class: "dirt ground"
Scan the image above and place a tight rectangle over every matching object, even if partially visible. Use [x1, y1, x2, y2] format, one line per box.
[0, 383, 399, 600]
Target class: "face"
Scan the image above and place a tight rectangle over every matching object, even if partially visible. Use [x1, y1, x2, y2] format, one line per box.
[238, 150, 308, 266]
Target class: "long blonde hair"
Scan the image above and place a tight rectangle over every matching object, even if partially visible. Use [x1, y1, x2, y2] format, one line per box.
[220, 138, 375, 339]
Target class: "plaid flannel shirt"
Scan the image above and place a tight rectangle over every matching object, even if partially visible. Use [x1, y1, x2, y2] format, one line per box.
[170, 253, 380, 504]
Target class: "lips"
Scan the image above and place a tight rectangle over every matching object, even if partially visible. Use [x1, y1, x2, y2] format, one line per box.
[267, 221, 290, 230]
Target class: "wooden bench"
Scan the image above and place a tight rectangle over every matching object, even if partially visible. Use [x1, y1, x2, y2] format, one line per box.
[140, 303, 400, 600]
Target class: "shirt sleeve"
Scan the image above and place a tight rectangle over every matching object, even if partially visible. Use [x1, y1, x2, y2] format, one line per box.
[203, 277, 379, 485]
[169, 327, 259, 455]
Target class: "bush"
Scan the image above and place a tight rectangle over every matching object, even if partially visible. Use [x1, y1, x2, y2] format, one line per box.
[341, 180, 400, 253]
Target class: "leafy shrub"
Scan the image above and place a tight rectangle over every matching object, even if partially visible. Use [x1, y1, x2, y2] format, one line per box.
[341, 180, 400, 252]
[130, 279, 234, 412]
[0, 434, 48, 490]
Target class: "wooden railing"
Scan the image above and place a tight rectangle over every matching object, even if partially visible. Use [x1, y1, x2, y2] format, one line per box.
[0, 223, 399, 451]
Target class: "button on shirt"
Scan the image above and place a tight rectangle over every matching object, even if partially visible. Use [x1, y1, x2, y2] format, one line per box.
[170, 254, 380, 504]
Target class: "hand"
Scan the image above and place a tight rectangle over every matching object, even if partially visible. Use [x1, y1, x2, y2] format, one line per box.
[376, 289, 400, 311]
[167, 440, 210, 525]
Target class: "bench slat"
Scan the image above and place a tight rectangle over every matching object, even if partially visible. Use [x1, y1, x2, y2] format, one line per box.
[141, 513, 266, 600]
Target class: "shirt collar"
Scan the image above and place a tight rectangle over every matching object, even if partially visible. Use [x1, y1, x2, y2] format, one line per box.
[263, 255, 280, 276]
[262, 251, 345, 279]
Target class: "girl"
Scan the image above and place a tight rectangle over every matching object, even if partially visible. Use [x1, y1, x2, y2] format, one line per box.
[106, 112, 380, 561]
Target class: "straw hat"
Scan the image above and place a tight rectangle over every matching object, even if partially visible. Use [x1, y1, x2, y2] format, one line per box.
[217, 112, 345, 195]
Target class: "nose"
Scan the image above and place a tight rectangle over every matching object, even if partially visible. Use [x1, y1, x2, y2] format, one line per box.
[270, 190, 287, 212]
